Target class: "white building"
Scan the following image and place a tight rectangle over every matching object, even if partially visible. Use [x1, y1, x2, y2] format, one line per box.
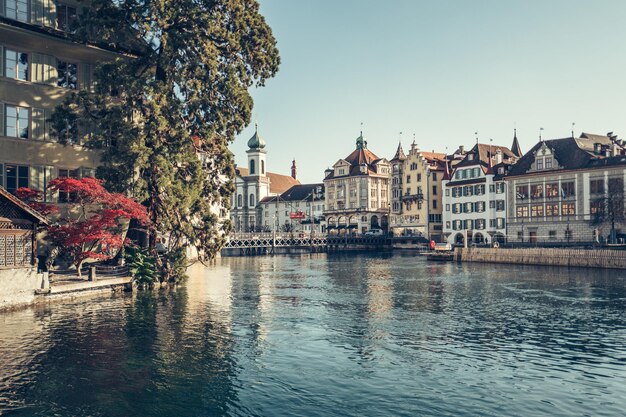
[443, 140, 520, 246]
[230, 126, 299, 232]
[258, 184, 325, 233]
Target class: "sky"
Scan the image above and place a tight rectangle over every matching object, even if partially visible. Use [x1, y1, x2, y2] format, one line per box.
[230, 0, 626, 184]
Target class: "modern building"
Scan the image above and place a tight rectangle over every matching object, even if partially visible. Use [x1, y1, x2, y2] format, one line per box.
[258, 183, 325, 233]
[0, 1, 123, 198]
[324, 131, 391, 234]
[442, 138, 520, 246]
[230, 126, 300, 232]
[390, 140, 447, 240]
[506, 132, 626, 244]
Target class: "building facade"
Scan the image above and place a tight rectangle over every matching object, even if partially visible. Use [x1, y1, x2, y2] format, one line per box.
[506, 132, 626, 244]
[230, 127, 299, 232]
[443, 141, 519, 246]
[324, 132, 391, 234]
[258, 183, 325, 233]
[0, 1, 122, 199]
[390, 141, 447, 241]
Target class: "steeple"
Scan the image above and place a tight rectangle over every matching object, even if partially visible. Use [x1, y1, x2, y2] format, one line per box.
[391, 141, 406, 161]
[511, 128, 522, 157]
[291, 159, 297, 180]
[356, 130, 367, 150]
[247, 123, 266, 150]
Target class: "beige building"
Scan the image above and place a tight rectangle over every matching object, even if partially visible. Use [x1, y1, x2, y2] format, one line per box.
[0, 1, 121, 198]
[323, 132, 391, 234]
[390, 141, 447, 241]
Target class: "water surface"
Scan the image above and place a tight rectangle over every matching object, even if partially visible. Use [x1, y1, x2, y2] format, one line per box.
[1, 253, 625, 416]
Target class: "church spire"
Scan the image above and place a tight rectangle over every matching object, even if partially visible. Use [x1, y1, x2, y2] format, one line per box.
[511, 128, 522, 157]
[391, 141, 406, 161]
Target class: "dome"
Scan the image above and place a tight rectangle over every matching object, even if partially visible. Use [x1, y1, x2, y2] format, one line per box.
[247, 124, 266, 149]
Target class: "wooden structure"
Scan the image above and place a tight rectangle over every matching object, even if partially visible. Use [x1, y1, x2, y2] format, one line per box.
[0, 187, 49, 268]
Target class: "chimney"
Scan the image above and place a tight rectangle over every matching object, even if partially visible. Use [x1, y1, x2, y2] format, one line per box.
[495, 149, 503, 164]
[291, 159, 297, 180]
[458, 145, 465, 154]
[594, 143, 601, 154]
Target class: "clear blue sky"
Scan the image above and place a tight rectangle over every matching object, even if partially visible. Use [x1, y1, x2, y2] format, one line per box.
[231, 0, 626, 184]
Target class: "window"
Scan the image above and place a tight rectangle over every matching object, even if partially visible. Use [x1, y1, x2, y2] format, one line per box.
[516, 206, 529, 217]
[531, 204, 544, 217]
[56, 3, 78, 32]
[565, 229, 573, 240]
[464, 202, 473, 213]
[536, 158, 543, 170]
[417, 173, 421, 181]
[549, 230, 557, 240]
[432, 185, 437, 195]
[530, 184, 543, 199]
[445, 189, 450, 196]
[464, 186, 473, 197]
[516, 185, 528, 200]
[517, 231, 524, 241]
[432, 172, 437, 181]
[496, 218, 505, 229]
[545, 183, 559, 198]
[496, 183, 505, 194]
[57, 169, 79, 202]
[406, 175, 411, 183]
[590, 200, 603, 215]
[489, 200, 495, 209]
[57, 61, 78, 89]
[237, 194, 242, 207]
[475, 219, 485, 230]
[561, 182, 575, 198]
[590, 179, 604, 194]
[545, 158, 552, 169]
[446, 221, 451, 229]
[489, 184, 495, 193]
[4, 49, 28, 81]
[4, 105, 29, 139]
[496, 200, 505, 211]
[249, 193, 255, 207]
[261, 160, 265, 174]
[476, 201, 485, 212]
[6, 0, 28, 22]
[546, 203, 559, 216]
[561, 203, 575, 216]
[338, 168, 345, 175]
[249, 159, 256, 175]
[4, 164, 29, 194]
[445, 204, 450, 211]
[432, 200, 437, 209]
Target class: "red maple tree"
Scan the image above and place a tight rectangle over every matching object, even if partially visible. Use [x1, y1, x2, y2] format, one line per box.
[17, 177, 149, 276]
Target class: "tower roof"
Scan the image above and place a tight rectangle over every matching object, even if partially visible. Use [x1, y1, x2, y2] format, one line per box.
[247, 123, 266, 150]
[390, 142, 407, 162]
[511, 129, 522, 157]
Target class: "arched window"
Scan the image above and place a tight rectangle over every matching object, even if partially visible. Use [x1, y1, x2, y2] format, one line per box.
[250, 159, 256, 175]
[249, 193, 255, 207]
[237, 194, 242, 207]
[261, 160, 265, 174]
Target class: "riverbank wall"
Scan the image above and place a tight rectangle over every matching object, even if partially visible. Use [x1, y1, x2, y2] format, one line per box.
[0, 268, 41, 310]
[455, 247, 626, 269]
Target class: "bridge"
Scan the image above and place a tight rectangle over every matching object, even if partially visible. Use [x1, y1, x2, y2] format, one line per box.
[221, 233, 392, 256]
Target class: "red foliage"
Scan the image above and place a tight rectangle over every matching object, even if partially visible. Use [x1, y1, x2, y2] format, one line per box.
[14, 188, 59, 216]
[20, 178, 149, 273]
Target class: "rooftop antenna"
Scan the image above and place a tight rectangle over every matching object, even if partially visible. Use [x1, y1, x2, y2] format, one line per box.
[571, 122, 575, 138]
[539, 127, 544, 142]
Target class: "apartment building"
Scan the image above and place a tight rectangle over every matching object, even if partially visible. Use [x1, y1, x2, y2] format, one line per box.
[324, 132, 391, 234]
[506, 132, 626, 244]
[258, 183, 325, 233]
[0, 0, 123, 198]
[443, 140, 519, 246]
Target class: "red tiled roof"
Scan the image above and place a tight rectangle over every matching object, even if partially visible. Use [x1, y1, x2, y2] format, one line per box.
[344, 148, 381, 166]
[235, 167, 300, 194]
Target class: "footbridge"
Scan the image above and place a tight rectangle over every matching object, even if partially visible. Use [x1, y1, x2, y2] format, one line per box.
[221, 233, 392, 256]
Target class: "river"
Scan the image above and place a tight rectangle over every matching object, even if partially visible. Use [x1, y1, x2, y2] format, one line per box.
[1, 253, 625, 416]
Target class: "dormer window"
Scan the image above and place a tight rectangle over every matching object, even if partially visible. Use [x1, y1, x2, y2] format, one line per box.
[545, 158, 552, 169]
[536, 159, 543, 170]
[468, 154, 474, 161]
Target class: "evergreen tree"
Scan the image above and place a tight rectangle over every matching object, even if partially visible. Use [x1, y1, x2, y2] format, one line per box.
[52, 0, 280, 280]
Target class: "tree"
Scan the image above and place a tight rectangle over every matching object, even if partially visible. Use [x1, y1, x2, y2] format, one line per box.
[19, 178, 149, 276]
[591, 177, 626, 244]
[51, 0, 279, 281]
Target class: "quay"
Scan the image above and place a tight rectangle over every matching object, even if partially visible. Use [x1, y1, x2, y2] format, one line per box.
[455, 247, 626, 270]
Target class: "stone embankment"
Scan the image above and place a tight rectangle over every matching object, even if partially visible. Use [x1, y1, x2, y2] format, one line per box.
[455, 247, 626, 269]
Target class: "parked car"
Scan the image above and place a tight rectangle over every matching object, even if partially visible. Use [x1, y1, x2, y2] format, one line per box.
[364, 229, 384, 236]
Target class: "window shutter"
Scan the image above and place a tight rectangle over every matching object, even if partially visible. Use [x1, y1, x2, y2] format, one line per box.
[43, 108, 53, 141]
[46, 166, 57, 202]
[31, 0, 44, 25]
[30, 166, 45, 191]
[0, 103, 4, 137]
[44, 54, 58, 85]
[32, 108, 44, 140]
[31, 53, 43, 82]
[44, 0, 56, 28]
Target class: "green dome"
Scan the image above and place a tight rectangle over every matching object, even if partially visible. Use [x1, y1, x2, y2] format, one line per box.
[248, 124, 266, 149]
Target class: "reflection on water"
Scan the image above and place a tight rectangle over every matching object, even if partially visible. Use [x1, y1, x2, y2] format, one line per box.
[1, 254, 626, 416]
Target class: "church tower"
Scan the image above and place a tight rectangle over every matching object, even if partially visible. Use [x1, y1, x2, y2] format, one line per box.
[247, 123, 267, 177]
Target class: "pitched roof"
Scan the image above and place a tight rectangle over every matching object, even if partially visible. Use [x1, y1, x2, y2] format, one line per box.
[454, 143, 517, 173]
[390, 142, 407, 162]
[507, 133, 626, 176]
[0, 187, 50, 225]
[511, 130, 523, 157]
[235, 167, 300, 194]
[344, 147, 381, 166]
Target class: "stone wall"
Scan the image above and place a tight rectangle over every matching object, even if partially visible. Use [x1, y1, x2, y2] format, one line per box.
[0, 268, 41, 310]
[456, 247, 626, 269]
